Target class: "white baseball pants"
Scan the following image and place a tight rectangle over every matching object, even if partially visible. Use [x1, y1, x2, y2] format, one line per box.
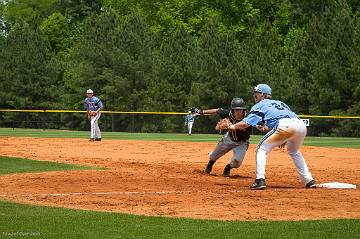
[90, 112, 101, 139]
[256, 118, 314, 185]
[187, 122, 194, 135]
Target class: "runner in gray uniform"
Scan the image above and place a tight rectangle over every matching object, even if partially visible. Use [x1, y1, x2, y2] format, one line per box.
[192, 98, 252, 177]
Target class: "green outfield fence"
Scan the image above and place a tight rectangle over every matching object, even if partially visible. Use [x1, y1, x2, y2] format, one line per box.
[0, 109, 359, 137]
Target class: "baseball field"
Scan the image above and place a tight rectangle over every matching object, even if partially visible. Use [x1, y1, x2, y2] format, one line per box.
[0, 128, 359, 238]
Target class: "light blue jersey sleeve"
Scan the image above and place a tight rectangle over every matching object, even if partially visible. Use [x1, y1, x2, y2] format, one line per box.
[242, 99, 298, 129]
[94, 97, 104, 109]
[242, 105, 264, 127]
[84, 96, 103, 111]
[84, 98, 89, 110]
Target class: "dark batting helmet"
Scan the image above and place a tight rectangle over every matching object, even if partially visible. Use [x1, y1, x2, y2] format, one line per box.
[230, 98, 246, 110]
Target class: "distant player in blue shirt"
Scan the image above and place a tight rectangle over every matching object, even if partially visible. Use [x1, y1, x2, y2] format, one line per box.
[84, 89, 104, 141]
[185, 111, 196, 135]
[227, 84, 316, 190]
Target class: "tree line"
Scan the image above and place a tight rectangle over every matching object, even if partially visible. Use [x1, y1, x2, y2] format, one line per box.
[0, 0, 359, 136]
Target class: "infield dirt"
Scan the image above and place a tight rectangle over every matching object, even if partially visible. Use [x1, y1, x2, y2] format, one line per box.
[0, 137, 359, 220]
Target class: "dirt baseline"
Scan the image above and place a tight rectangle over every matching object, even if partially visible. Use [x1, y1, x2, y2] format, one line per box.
[0, 137, 359, 221]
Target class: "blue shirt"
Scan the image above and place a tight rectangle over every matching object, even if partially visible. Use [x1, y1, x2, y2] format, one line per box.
[84, 96, 103, 111]
[242, 99, 298, 129]
[185, 114, 195, 123]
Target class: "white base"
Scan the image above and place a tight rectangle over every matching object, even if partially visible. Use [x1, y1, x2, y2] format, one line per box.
[316, 182, 357, 189]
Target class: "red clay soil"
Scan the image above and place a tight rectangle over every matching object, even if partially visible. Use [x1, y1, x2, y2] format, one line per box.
[0, 136, 359, 221]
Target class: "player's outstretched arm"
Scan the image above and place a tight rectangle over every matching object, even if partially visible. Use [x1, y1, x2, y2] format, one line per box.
[190, 107, 220, 116]
[202, 109, 219, 115]
[228, 121, 251, 131]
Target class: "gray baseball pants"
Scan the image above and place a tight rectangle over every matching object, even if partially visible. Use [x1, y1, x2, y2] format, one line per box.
[209, 133, 249, 168]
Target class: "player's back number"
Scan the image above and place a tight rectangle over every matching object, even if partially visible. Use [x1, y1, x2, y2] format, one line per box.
[271, 102, 290, 111]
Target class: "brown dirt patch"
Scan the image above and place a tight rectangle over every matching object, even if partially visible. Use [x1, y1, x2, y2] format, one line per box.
[0, 136, 359, 221]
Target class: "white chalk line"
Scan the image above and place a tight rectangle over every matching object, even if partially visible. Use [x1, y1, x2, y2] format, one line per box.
[0, 190, 245, 198]
[0, 190, 194, 197]
[0, 183, 356, 198]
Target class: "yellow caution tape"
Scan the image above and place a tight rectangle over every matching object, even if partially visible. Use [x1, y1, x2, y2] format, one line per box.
[0, 109, 187, 115]
[0, 109, 359, 119]
[298, 115, 360, 119]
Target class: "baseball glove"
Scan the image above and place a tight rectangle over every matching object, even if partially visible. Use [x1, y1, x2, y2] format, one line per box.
[255, 123, 270, 133]
[88, 111, 97, 117]
[189, 107, 203, 115]
[215, 118, 231, 131]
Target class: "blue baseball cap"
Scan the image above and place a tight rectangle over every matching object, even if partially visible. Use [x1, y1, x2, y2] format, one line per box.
[254, 84, 272, 95]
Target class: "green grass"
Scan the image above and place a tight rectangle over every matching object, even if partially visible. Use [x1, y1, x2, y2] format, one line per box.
[0, 128, 359, 238]
[0, 200, 359, 239]
[0, 156, 96, 175]
[303, 136, 360, 148]
[0, 128, 359, 148]
[0, 128, 223, 142]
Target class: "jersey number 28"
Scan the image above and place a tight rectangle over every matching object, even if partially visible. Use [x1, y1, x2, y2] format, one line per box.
[271, 102, 289, 111]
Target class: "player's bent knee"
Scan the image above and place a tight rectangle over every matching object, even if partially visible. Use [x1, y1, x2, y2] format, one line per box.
[257, 144, 271, 154]
[230, 159, 242, 168]
[287, 150, 300, 157]
[231, 163, 240, 168]
[209, 152, 217, 162]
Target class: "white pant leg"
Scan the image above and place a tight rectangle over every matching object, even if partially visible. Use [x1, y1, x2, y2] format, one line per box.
[287, 119, 314, 184]
[255, 118, 294, 179]
[90, 117, 95, 139]
[188, 122, 193, 134]
[255, 128, 278, 179]
[256, 118, 314, 184]
[90, 112, 101, 139]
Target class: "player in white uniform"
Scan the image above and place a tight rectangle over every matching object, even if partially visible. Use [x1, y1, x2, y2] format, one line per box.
[185, 111, 196, 135]
[84, 89, 104, 141]
[227, 84, 316, 189]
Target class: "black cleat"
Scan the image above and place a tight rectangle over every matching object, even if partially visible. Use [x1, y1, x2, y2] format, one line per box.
[250, 178, 266, 190]
[95, 138, 102, 141]
[222, 164, 231, 177]
[306, 180, 316, 188]
[205, 160, 215, 174]
[89, 138, 95, 142]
